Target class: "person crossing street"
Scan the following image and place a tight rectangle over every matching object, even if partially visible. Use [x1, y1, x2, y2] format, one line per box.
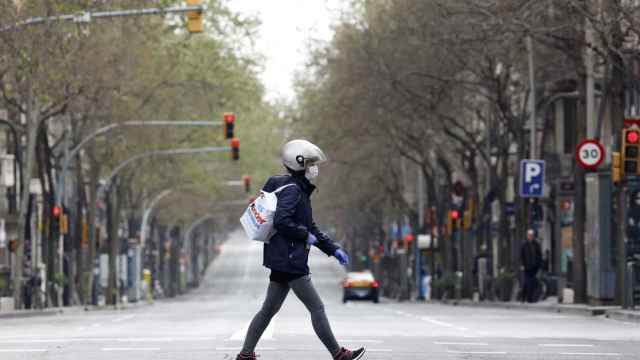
[236, 140, 365, 360]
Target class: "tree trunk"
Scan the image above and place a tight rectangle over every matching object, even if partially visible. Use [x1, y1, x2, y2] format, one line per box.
[14, 93, 39, 310]
[106, 184, 121, 306]
[85, 158, 100, 306]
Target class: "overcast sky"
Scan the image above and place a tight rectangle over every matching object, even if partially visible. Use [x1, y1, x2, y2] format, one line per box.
[226, 0, 343, 102]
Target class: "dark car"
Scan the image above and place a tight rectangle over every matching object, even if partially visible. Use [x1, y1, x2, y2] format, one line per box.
[342, 271, 379, 303]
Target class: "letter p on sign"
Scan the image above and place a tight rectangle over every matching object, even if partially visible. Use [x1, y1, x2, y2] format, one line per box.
[525, 163, 541, 183]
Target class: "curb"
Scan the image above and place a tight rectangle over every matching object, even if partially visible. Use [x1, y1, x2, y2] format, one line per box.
[0, 300, 152, 319]
[0, 308, 62, 319]
[605, 310, 640, 324]
[441, 299, 613, 317]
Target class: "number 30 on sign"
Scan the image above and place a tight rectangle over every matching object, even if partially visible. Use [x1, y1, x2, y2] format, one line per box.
[576, 139, 605, 170]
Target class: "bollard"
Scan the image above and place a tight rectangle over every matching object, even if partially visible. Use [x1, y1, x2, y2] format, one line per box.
[625, 262, 634, 309]
[143, 269, 153, 304]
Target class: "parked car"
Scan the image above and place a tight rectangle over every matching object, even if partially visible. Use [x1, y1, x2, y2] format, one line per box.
[342, 271, 379, 303]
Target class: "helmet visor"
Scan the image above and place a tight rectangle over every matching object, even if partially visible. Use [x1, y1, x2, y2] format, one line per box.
[304, 144, 327, 167]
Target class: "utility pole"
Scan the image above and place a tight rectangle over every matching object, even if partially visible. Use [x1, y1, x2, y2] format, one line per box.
[573, 21, 589, 303]
[416, 166, 424, 300]
[527, 35, 536, 161]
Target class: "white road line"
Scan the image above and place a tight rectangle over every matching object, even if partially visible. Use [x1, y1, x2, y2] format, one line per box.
[540, 344, 595, 347]
[340, 339, 384, 344]
[0, 349, 47, 353]
[229, 326, 248, 341]
[263, 319, 275, 340]
[215, 347, 277, 351]
[559, 353, 621, 357]
[421, 316, 457, 327]
[368, 349, 393, 352]
[435, 342, 489, 346]
[447, 350, 507, 355]
[229, 321, 275, 341]
[101, 348, 160, 352]
[0, 336, 216, 344]
[112, 314, 135, 323]
[421, 316, 469, 331]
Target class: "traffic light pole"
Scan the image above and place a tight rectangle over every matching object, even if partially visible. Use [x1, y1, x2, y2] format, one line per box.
[99, 145, 229, 305]
[140, 189, 174, 247]
[184, 214, 216, 287]
[56, 120, 223, 208]
[2, 4, 205, 31]
[96, 146, 231, 200]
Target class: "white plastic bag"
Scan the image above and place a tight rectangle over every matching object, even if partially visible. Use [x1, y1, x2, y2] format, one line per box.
[240, 184, 296, 243]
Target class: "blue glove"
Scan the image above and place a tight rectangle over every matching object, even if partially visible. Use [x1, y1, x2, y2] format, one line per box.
[334, 248, 349, 265]
[307, 233, 318, 246]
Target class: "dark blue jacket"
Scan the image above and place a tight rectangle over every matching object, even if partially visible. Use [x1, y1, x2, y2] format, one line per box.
[262, 174, 340, 274]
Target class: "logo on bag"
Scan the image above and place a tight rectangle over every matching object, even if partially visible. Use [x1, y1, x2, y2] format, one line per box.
[250, 203, 267, 225]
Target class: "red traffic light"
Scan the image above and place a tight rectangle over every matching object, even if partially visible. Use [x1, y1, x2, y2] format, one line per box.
[450, 210, 460, 220]
[223, 113, 236, 124]
[627, 130, 640, 144]
[224, 113, 235, 139]
[52, 206, 62, 217]
[231, 138, 240, 161]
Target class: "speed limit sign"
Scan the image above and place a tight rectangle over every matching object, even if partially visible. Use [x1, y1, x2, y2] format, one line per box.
[576, 139, 605, 169]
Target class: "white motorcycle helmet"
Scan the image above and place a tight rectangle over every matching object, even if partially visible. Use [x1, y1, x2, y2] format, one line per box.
[281, 139, 327, 172]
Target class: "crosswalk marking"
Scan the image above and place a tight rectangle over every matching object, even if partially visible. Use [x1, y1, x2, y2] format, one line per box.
[101, 348, 160, 351]
[539, 344, 594, 347]
[559, 353, 621, 357]
[435, 341, 488, 346]
[447, 350, 507, 355]
[229, 320, 276, 341]
[0, 349, 47, 353]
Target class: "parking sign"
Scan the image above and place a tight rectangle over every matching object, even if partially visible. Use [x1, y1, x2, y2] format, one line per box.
[520, 160, 545, 198]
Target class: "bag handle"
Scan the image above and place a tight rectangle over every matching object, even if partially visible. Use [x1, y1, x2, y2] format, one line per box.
[273, 183, 297, 194]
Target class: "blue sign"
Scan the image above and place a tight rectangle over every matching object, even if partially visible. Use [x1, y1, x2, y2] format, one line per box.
[520, 160, 545, 198]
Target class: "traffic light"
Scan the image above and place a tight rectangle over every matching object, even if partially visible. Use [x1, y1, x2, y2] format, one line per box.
[242, 175, 251, 193]
[447, 210, 459, 235]
[613, 151, 621, 183]
[186, 0, 204, 33]
[224, 113, 235, 139]
[463, 210, 472, 230]
[60, 214, 69, 235]
[622, 128, 640, 176]
[51, 205, 62, 235]
[231, 138, 240, 161]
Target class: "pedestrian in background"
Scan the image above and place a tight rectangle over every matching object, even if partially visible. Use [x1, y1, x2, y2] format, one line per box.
[236, 140, 365, 360]
[520, 229, 543, 303]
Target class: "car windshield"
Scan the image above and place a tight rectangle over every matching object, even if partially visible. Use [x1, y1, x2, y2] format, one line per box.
[347, 272, 374, 281]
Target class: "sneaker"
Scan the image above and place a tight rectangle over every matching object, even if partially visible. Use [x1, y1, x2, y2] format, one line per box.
[333, 347, 365, 360]
[236, 352, 257, 360]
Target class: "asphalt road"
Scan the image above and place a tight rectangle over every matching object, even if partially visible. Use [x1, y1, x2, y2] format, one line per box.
[1, 229, 640, 359]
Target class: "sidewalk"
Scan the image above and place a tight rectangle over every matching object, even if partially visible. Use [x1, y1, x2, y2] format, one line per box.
[0, 300, 151, 320]
[439, 296, 640, 323]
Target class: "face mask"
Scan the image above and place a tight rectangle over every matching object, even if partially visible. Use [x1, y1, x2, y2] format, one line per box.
[305, 165, 319, 180]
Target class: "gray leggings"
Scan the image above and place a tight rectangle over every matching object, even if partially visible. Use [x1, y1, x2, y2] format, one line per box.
[241, 276, 341, 355]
